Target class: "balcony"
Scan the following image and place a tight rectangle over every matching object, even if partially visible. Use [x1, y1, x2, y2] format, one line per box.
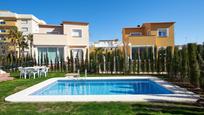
[0, 29, 9, 35]
[0, 21, 16, 27]
[128, 35, 156, 46]
[33, 33, 68, 46]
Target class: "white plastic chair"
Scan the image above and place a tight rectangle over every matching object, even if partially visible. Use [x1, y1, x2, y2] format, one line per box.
[40, 67, 49, 77]
[18, 67, 26, 79]
[29, 68, 38, 79]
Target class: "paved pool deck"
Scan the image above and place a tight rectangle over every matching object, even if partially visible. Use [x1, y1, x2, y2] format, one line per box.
[5, 76, 199, 103]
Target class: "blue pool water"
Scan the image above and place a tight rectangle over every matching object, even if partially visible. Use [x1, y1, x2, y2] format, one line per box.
[31, 79, 173, 95]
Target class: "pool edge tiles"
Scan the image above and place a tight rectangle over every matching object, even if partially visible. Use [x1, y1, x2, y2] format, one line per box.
[31, 79, 173, 95]
[5, 76, 200, 102]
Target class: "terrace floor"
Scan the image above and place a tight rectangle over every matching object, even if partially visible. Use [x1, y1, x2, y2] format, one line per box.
[0, 72, 204, 115]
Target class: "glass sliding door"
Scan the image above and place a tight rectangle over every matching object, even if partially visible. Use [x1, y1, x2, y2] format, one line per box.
[38, 48, 47, 64]
[48, 48, 57, 62]
[37, 47, 64, 64]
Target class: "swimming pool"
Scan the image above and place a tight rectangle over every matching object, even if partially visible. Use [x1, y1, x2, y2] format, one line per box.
[31, 79, 173, 95]
[5, 76, 199, 102]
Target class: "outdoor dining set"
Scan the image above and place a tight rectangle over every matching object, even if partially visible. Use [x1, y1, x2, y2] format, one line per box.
[18, 66, 49, 79]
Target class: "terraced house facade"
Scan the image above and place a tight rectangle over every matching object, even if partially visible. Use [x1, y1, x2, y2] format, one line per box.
[0, 11, 89, 62]
[122, 22, 175, 59]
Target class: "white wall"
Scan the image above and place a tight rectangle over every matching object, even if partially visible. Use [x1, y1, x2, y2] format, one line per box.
[63, 24, 89, 46]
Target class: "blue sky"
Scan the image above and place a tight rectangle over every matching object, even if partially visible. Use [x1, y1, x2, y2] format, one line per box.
[1, 0, 204, 45]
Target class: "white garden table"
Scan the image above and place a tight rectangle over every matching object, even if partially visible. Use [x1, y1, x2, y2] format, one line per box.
[23, 66, 46, 79]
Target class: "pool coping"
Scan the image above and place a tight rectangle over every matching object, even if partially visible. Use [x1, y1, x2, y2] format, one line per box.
[5, 76, 200, 102]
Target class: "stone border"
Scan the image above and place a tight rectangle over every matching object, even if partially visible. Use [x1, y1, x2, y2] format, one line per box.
[5, 76, 199, 102]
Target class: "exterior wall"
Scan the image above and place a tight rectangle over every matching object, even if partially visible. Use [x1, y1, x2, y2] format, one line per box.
[155, 24, 174, 48]
[122, 22, 175, 58]
[0, 20, 16, 27]
[0, 18, 17, 34]
[33, 33, 68, 46]
[0, 16, 17, 56]
[63, 24, 89, 46]
[128, 36, 156, 46]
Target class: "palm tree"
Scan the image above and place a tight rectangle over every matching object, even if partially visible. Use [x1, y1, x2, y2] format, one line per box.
[16, 31, 27, 57]
[19, 35, 28, 58]
[8, 26, 28, 58]
[27, 34, 33, 57]
[8, 26, 18, 56]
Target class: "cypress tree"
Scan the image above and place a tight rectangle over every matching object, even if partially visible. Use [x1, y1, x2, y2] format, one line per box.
[160, 48, 166, 73]
[81, 51, 85, 72]
[60, 57, 63, 72]
[70, 50, 74, 72]
[157, 48, 161, 74]
[50, 60, 53, 72]
[188, 43, 200, 88]
[137, 48, 140, 74]
[44, 54, 46, 66]
[202, 43, 204, 59]
[46, 53, 49, 67]
[128, 58, 132, 74]
[154, 46, 157, 74]
[110, 51, 114, 74]
[54, 57, 57, 72]
[172, 47, 179, 78]
[40, 53, 43, 66]
[119, 49, 124, 74]
[181, 45, 189, 81]
[66, 56, 69, 72]
[75, 52, 80, 72]
[140, 48, 145, 73]
[57, 56, 60, 72]
[149, 47, 154, 73]
[166, 46, 173, 77]
[37, 55, 40, 66]
[107, 52, 111, 73]
[197, 52, 204, 89]
[85, 49, 89, 72]
[123, 44, 129, 74]
[133, 51, 137, 74]
[145, 47, 149, 73]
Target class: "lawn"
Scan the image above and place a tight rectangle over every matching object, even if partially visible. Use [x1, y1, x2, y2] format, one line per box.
[0, 72, 204, 115]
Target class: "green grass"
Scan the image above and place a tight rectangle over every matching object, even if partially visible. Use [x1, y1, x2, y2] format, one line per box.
[0, 72, 204, 115]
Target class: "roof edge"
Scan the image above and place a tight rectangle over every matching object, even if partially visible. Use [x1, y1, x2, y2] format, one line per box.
[61, 21, 89, 25]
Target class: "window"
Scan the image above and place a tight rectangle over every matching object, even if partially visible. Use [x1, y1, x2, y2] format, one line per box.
[72, 29, 82, 37]
[129, 32, 142, 36]
[147, 31, 151, 36]
[0, 36, 5, 40]
[0, 29, 6, 33]
[21, 20, 28, 24]
[158, 28, 168, 37]
[47, 31, 60, 34]
[21, 27, 28, 32]
[0, 20, 5, 24]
